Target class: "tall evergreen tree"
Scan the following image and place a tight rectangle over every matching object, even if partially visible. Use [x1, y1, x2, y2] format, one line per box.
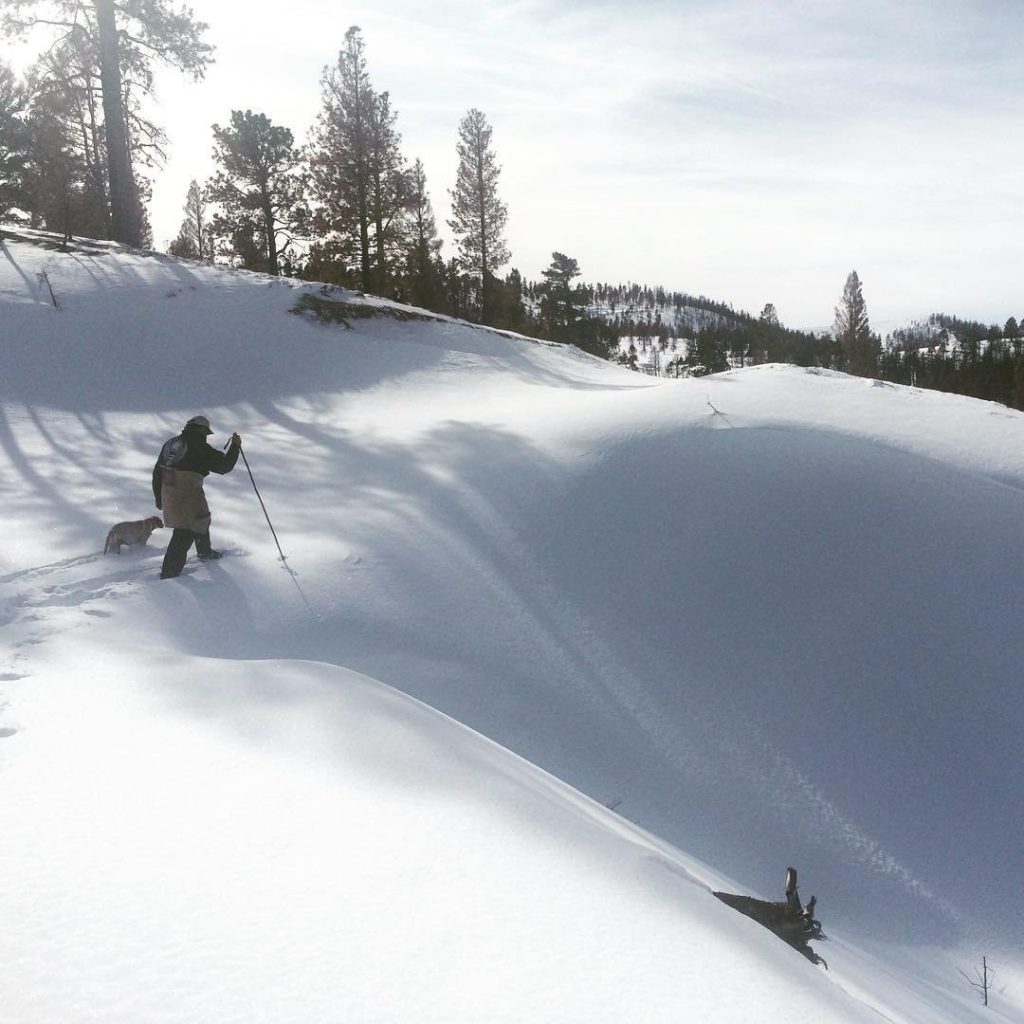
[400, 157, 443, 308]
[20, 33, 116, 238]
[448, 107, 509, 325]
[308, 26, 408, 293]
[1003, 316, 1019, 344]
[206, 110, 306, 276]
[309, 26, 373, 288]
[16, 19, 167, 243]
[489, 268, 528, 332]
[833, 270, 879, 377]
[686, 326, 730, 376]
[366, 89, 408, 287]
[167, 178, 209, 260]
[21, 72, 104, 240]
[539, 252, 587, 339]
[443, 255, 474, 320]
[2, 0, 212, 245]
[0, 62, 31, 232]
[760, 302, 780, 328]
[748, 301, 781, 364]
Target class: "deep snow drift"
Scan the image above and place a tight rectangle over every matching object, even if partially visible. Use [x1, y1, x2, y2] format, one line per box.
[1, 231, 1022, 1022]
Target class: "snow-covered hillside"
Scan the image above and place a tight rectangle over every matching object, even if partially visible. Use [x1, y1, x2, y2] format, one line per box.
[2, 230, 1022, 1022]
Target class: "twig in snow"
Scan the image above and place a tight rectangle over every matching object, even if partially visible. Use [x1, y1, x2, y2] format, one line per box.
[37, 269, 61, 309]
[958, 956, 993, 1007]
[706, 394, 735, 427]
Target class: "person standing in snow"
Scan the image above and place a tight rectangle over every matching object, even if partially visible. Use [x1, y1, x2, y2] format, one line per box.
[153, 415, 241, 579]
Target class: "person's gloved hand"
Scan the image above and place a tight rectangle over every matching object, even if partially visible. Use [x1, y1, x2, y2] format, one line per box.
[230, 432, 242, 447]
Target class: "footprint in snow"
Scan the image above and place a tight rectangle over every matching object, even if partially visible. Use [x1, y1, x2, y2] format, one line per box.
[0, 551, 105, 587]
[29, 582, 119, 608]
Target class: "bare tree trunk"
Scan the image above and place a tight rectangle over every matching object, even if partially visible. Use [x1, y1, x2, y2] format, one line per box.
[260, 189, 279, 276]
[358, 198, 370, 291]
[193, 196, 206, 261]
[94, 0, 139, 245]
[81, 80, 110, 234]
[476, 144, 488, 324]
[373, 177, 386, 293]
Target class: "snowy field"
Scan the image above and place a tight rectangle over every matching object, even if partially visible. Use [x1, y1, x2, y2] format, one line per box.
[1, 230, 1022, 1022]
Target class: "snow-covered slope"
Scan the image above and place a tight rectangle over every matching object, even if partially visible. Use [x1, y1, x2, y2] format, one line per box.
[1, 230, 1021, 1022]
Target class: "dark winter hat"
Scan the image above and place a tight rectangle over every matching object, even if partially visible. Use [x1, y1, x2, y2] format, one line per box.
[185, 415, 213, 435]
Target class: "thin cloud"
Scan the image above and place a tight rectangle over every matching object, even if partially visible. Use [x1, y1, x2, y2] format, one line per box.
[41, 0, 1022, 327]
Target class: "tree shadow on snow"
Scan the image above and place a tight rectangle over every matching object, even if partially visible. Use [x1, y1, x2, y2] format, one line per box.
[19, 376, 1018, 958]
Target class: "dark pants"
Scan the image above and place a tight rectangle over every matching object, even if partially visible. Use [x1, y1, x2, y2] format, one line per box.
[160, 528, 212, 578]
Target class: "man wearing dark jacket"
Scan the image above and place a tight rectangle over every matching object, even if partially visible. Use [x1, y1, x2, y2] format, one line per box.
[153, 415, 242, 579]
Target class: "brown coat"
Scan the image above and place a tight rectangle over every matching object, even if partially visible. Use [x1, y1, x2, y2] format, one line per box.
[160, 468, 211, 533]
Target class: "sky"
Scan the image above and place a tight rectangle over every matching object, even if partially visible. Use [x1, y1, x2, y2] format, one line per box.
[15, 0, 1024, 331]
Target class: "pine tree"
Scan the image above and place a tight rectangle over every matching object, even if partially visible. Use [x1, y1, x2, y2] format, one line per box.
[21, 79, 102, 242]
[833, 270, 879, 377]
[687, 327, 730, 376]
[206, 110, 306, 276]
[167, 179, 209, 260]
[1011, 318, 1022, 359]
[309, 27, 373, 289]
[22, 18, 167, 242]
[308, 26, 408, 294]
[443, 255, 474, 320]
[749, 301, 781, 364]
[400, 157, 443, 308]
[0, 62, 31, 233]
[488, 268, 528, 331]
[366, 90, 408, 288]
[19, 34, 118, 239]
[539, 252, 587, 340]
[2, 0, 212, 246]
[448, 108, 510, 325]
[760, 302, 780, 328]
[1014, 357, 1024, 409]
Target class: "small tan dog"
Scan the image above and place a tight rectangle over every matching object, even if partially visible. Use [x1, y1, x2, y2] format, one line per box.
[104, 516, 163, 555]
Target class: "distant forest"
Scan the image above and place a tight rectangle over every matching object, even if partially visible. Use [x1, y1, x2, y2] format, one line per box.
[1, 10, 1021, 409]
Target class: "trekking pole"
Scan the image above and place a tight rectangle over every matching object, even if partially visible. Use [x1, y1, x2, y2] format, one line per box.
[238, 444, 289, 565]
[228, 438, 320, 622]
